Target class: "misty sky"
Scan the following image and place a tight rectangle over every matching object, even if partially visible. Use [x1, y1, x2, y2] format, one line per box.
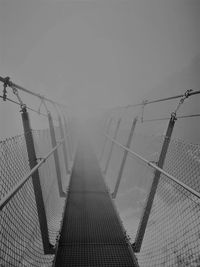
[0, 0, 200, 135]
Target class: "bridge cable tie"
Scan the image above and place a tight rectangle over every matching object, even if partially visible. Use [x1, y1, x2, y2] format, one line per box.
[11, 86, 26, 111]
[171, 89, 193, 120]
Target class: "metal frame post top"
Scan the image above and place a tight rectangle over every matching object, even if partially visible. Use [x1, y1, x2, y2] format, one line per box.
[133, 114, 176, 252]
[21, 107, 55, 254]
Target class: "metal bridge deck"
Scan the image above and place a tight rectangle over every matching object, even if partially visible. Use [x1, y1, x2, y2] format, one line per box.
[54, 140, 138, 267]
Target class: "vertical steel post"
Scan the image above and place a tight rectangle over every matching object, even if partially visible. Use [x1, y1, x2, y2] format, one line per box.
[58, 115, 70, 174]
[48, 112, 66, 197]
[21, 106, 54, 254]
[104, 118, 121, 175]
[112, 117, 138, 198]
[133, 114, 176, 252]
[99, 117, 113, 161]
[67, 117, 74, 157]
[63, 116, 72, 161]
[99, 117, 113, 162]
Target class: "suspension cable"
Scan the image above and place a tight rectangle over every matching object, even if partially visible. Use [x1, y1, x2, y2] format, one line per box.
[0, 75, 67, 109]
[113, 89, 200, 110]
[142, 113, 200, 123]
[0, 95, 58, 120]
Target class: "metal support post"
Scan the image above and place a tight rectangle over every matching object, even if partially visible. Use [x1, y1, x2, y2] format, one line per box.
[133, 114, 176, 252]
[112, 117, 138, 198]
[48, 112, 66, 197]
[99, 117, 113, 162]
[21, 106, 55, 254]
[63, 116, 72, 161]
[58, 115, 70, 174]
[104, 118, 121, 175]
[68, 118, 75, 157]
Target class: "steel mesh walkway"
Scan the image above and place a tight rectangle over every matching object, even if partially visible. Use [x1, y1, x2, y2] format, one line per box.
[54, 140, 138, 267]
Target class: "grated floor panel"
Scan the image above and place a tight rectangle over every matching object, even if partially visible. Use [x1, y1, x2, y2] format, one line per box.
[54, 140, 138, 266]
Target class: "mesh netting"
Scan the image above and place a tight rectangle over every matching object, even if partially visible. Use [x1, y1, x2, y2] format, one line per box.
[33, 129, 67, 244]
[0, 178, 54, 267]
[163, 138, 200, 193]
[0, 128, 68, 266]
[0, 135, 30, 199]
[100, 116, 200, 267]
[134, 136, 200, 266]
[137, 171, 200, 267]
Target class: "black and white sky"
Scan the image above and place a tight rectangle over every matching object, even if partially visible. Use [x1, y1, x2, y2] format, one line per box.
[0, 0, 200, 136]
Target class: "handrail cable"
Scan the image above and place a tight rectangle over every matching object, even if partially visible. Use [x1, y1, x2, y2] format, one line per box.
[105, 133, 200, 199]
[111, 89, 200, 110]
[0, 95, 58, 120]
[0, 75, 67, 109]
[0, 138, 64, 210]
[142, 113, 200, 123]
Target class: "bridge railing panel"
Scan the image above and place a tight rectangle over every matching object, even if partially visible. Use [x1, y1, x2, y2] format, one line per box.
[163, 138, 200, 193]
[33, 129, 66, 245]
[0, 76, 73, 265]
[99, 90, 200, 267]
[137, 170, 200, 267]
[54, 125, 70, 190]
[0, 134, 55, 266]
[101, 128, 200, 266]
[0, 127, 71, 265]
[0, 135, 30, 199]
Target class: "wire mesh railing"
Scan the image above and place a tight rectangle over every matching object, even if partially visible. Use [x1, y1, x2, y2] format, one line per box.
[0, 75, 74, 266]
[163, 138, 200, 194]
[33, 130, 67, 244]
[0, 135, 30, 200]
[101, 129, 200, 266]
[99, 89, 200, 267]
[0, 177, 54, 267]
[137, 170, 200, 267]
[0, 130, 70, 266]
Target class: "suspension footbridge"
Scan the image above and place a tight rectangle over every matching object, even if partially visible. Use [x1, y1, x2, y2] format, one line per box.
[0, 76, 200, 266]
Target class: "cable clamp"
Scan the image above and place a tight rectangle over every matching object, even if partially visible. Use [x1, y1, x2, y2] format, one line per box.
[36, 157, 45, 163]
[2, 77, 10, 101]
[184, 89, 193, 98]
[149, 160, 158, 165]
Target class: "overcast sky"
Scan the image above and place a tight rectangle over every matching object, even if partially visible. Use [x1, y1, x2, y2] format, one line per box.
[0, 0, 200, 135]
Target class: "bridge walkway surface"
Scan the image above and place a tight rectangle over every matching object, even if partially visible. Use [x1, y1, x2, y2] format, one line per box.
[54, 138, 139, 267]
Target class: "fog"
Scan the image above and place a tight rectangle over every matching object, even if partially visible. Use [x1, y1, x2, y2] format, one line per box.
[0, 0, 200, 138]
[1, 2, 200, 266]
